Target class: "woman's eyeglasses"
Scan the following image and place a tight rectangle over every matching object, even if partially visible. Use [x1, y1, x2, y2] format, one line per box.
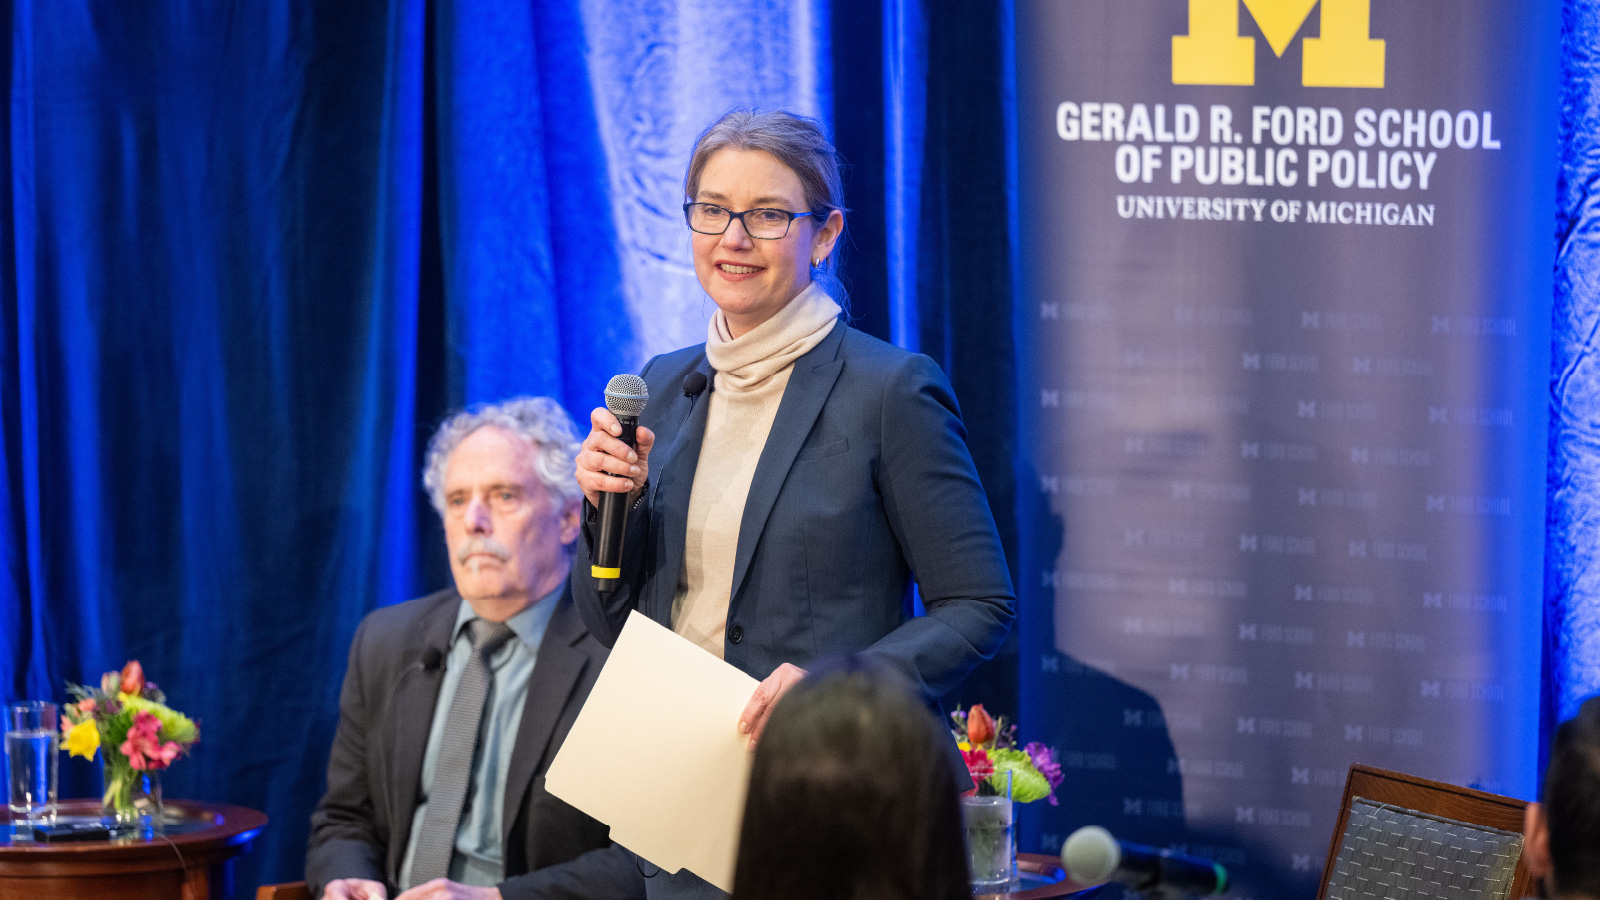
[683, 203, 817, 240]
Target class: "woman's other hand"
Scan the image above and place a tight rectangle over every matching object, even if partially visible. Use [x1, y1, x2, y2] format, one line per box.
[576, 407, 655, 508]
[740, 662, 807, 750]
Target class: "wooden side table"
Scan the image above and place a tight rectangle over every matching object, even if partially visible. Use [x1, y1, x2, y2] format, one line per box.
[0, 799, 267, 900]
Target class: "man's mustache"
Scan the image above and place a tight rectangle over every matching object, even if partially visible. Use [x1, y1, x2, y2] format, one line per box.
[457, 536, 512, 571]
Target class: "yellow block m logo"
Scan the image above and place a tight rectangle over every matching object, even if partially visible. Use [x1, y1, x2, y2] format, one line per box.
[1173, 0, 1384, 87]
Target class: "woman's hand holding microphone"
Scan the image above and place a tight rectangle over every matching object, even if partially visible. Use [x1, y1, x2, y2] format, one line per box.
[576, 407, 656, 508]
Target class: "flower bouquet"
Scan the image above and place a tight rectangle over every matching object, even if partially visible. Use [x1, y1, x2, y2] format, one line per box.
[952, 703, 1063, 805]
[951, 704, 1064, 892]
[61, 661, 200, 826]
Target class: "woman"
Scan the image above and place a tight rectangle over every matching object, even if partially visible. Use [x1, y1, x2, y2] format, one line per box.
[572, 109, 1013, 897]
[730, 662, 971, 900]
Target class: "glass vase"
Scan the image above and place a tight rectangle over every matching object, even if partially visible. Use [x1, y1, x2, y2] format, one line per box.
[102, 756, 162, 832]
[962, 769, 1015, 893]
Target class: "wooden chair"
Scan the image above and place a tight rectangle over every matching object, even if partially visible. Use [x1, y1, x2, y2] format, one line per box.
[1317, 764, 1537, 900]
[256, 882, 312, 900]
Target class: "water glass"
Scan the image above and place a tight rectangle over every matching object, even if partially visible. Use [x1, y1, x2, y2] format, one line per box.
[7, 701, 59, 824]
[963, 769, 1015, 893]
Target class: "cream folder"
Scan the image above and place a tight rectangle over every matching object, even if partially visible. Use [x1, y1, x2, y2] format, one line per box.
[545, 610, 759, 893]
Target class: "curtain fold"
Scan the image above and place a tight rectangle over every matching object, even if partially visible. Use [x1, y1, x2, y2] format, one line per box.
[883, 0, 926, 353]
[1547, 0, 1600, 735]
[1, 0, 434, 885]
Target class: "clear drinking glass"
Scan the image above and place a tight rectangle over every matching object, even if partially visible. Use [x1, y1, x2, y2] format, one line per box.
[962, 768, 1015, 893]
[7, 701, 59, 824]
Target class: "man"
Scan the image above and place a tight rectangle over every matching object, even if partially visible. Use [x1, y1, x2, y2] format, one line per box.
[1524, 695, 1600, 900]
[308, 397, 644, 900]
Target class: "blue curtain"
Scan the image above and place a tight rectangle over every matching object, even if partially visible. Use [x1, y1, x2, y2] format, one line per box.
[0, 0, 1018, 892]
[2, 0, 438, 887]
[433, 0, 831, 406]
[15, 0, 1600, 883]
[27, 0, 1600, 893]
[1548, 0, 1600, 740]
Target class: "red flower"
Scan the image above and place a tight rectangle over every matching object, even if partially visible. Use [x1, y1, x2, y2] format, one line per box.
[967, 703, 996, 746]
[963, 748, 994, 785]
[119, 661, 145, 697]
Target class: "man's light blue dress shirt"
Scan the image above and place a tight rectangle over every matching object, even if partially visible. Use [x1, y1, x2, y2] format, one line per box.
[399, 587, 560, 888]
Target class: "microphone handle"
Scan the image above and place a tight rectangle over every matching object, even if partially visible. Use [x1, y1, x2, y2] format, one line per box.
[1122, 845, 1227, 897]
[593, 414, 639, 592]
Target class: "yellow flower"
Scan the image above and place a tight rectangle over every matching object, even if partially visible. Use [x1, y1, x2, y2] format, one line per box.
[64, 720, 99, 760]
[958, 741, 971, 752]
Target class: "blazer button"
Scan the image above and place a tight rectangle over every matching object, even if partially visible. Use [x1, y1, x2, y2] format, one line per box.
[728, 625, 744, 644]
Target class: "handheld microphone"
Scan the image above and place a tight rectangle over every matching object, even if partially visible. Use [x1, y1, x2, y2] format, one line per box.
[1061, 826, 1227, 899]
[594, 374, 648, 593]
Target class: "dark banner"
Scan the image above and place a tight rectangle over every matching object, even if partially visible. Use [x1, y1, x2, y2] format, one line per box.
[1013, 3, 1557, 897]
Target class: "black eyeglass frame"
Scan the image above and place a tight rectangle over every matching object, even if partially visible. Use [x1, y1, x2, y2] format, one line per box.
[682, 202, 821, 240]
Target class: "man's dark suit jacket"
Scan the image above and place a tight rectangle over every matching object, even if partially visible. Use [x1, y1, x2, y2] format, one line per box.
[307, 586, 644, 900]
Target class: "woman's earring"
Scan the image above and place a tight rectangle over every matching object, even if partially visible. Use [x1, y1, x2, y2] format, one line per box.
[812, 258, 821, 268]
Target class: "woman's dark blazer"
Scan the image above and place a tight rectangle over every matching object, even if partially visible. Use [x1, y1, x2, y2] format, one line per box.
[571, 322, 1014, 699]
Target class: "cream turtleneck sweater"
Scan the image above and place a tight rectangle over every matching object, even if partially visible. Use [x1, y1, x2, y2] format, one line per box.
[672, 283, 842, 658]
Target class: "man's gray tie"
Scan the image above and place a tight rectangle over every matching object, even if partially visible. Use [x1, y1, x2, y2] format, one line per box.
[408, 618, 515, 886]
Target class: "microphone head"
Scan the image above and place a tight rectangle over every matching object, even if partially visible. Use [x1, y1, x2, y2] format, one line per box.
[682, 371, 708, 398]
[421, 647, 444, 670]
[605, 374, 649, 417]
[1062, 826, 1121, 885]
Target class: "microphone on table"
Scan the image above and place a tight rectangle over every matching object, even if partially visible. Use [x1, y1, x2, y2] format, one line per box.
[594, 374, 649, 593]
[1061, 826, 1228, 899]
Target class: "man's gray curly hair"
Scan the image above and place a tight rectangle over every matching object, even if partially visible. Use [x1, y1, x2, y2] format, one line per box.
[422, 396, 583, 515]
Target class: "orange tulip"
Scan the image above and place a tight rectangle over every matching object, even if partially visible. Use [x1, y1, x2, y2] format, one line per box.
[967, 703, 995, 746]
[119, 660, 145, 697]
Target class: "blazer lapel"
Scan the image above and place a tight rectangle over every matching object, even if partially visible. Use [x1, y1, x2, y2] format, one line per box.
[502, 591, 588, 849]
[729, 323, 846, 604]
[649, 354, 715, 623]
[387, 596, 456, 881]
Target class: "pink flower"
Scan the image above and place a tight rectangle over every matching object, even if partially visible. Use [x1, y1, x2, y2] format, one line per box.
[120, 711, 181, 771]
[62, 697, 98, 728]
[963, 747, 994, 786]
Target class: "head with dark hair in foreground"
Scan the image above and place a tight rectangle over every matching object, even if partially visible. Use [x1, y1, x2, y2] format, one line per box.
[731, 660, 970, 900]
[1527, 695, 1600, 899]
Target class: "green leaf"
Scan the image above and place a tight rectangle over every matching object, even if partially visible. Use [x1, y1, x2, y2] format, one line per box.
[988, 748, 1052, 803]
[99, 707, 135, 749]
